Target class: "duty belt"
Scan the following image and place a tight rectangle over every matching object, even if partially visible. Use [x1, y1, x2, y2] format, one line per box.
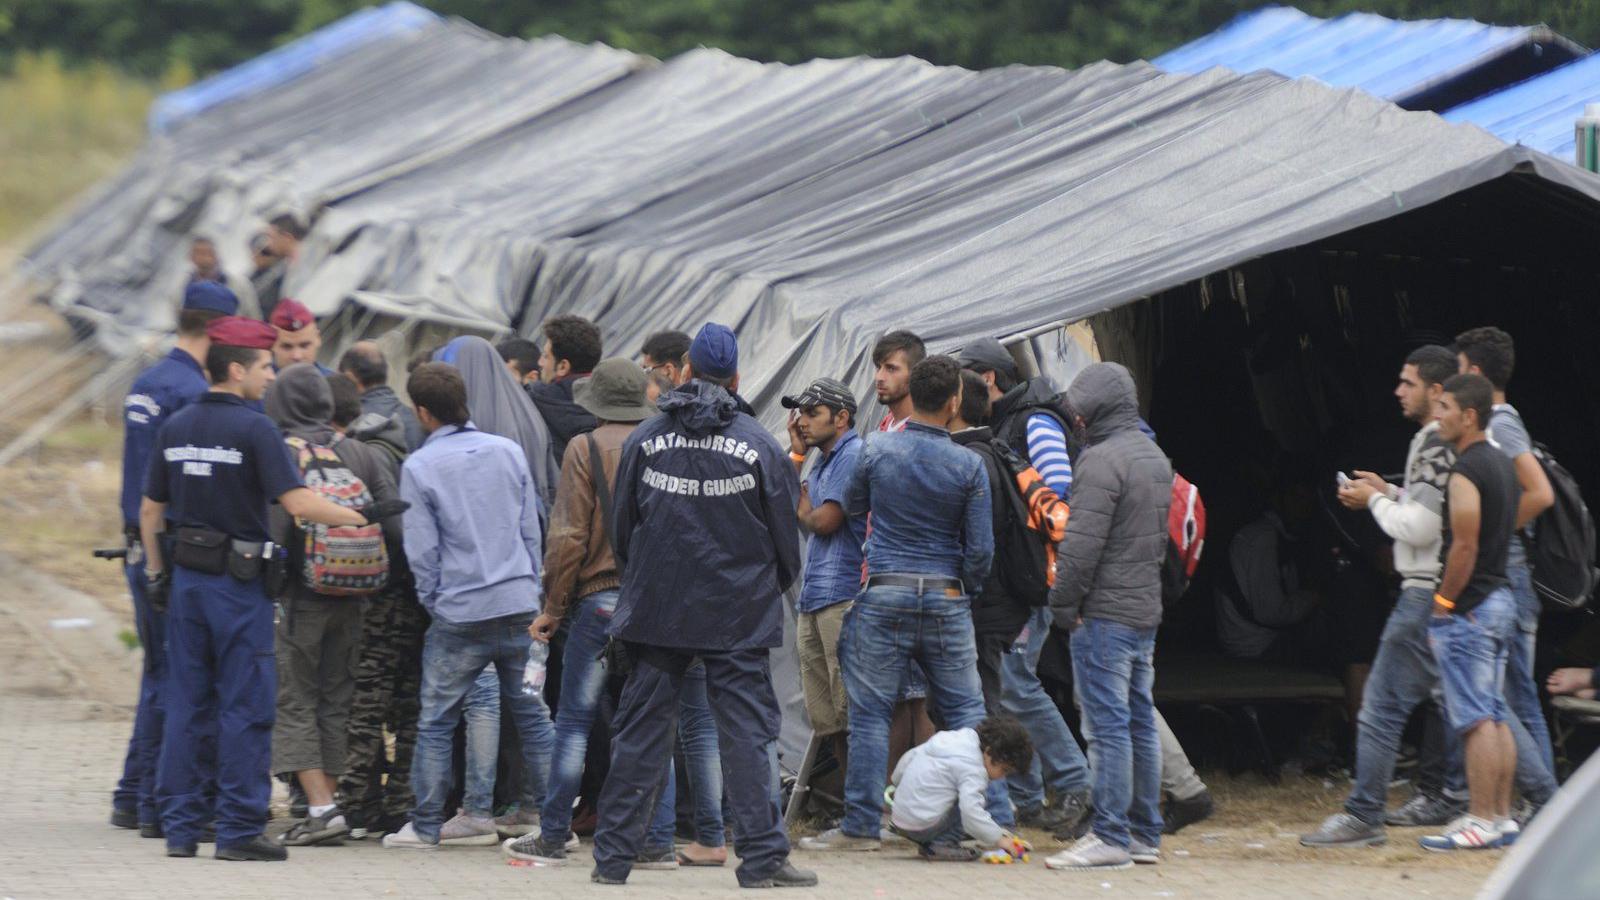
[865, 574, 964, 597]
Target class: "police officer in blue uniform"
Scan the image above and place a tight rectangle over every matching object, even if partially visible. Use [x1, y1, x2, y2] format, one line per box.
[111, 281, 237, 836]
[140, 316, 405, 861]
[592, 324, 815, 888]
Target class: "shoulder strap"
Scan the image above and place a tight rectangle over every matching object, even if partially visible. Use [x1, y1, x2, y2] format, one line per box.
[586, 433, 615, 554]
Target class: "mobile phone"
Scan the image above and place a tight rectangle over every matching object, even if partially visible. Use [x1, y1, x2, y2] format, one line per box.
[1335, 472, 1352, 488]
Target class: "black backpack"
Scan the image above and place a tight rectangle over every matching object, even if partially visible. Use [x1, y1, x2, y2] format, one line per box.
[1528, 442, 1598, 610]
[975, 439, 1067, 608]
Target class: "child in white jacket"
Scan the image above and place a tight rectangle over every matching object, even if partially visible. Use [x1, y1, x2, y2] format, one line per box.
[887, 716, 1034, 861]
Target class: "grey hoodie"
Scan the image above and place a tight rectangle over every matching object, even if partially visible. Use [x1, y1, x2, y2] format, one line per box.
[1048, 362, 1171, 631]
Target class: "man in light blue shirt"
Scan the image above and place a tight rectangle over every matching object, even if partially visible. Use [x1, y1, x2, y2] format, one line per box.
[384, 362, 554, 850]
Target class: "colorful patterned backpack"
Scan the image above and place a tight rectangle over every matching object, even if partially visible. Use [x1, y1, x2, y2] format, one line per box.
[284, 436, 388, 596]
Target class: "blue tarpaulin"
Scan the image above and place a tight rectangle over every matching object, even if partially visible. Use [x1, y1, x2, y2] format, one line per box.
[147, 1, 439, 133]
[1155, 5, 1582, 109]
[1445, 53, 1600, 159]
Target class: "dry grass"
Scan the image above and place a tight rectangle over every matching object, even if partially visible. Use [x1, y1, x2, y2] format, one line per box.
[0, 52, 157, 244]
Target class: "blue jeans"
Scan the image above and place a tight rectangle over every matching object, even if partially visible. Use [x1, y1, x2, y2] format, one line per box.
[1431, 588, 1514, 735]
[1003, 607, 1091, 811]
[1071, 618, 1161, 850]
[1346, 587, 1440, 824]
[541, 591, 619, 842]
[410, 613, 554, 842]
[462, 666, 501, 816]
[1505, 563, 1556, 774]
[642, 664, 725, 850]
[839, 584, 991, 838]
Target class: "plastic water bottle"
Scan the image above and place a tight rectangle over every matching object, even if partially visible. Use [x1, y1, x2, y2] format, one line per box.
[522, 642, 548, 695]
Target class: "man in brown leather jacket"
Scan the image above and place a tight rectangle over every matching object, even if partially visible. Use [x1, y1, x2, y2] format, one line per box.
[504, 358, 664, 864]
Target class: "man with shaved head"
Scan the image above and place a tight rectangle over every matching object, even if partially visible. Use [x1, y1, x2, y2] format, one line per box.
[340, 341, 425, 451]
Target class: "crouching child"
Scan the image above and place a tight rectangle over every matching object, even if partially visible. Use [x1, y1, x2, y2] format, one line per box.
[887, 716, 1035, 862]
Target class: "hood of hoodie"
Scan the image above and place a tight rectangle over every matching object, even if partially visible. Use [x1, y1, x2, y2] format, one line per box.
[656, 380, 739, 436]
[1066, 362, 1141, 447]
[265, 363, 335, 444]
[991, 376, 1059, 425]
[348, 411, 407, 454]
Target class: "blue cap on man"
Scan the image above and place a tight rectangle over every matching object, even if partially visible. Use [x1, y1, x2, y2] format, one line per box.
[183, 280, 239, 316]
[688, 323, 738, 379]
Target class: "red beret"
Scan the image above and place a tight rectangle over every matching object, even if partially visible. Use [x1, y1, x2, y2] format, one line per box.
[206, 316, 278, 350]
[270, 298, 315, 332]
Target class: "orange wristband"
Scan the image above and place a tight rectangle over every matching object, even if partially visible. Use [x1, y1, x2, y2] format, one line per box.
[789, 451, 807, 464]
[1434, 594, 1455, 610]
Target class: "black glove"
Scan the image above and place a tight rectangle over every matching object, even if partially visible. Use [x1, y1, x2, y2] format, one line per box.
[145, 569, 171, 614]
[359, 499, 411, 525]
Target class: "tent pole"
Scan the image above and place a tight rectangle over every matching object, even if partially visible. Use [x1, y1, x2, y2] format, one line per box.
[0, 355, 144, 468]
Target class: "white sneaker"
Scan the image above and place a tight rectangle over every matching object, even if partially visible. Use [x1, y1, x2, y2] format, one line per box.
[566, 832, 582, 851]
[382, 822, 439, 851]
[440, 813, 500, 846]
[798, 827, 881, 852]
[493, 808, 540, 837]
[1128, 838, 1161, 865]
[1044, 834, 1134, 871]
[1419, 815, 1501, 852]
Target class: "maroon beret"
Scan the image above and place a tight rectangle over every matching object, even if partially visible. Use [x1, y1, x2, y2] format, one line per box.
[206, 316, 278, 350]
[270, 297, 315, 332]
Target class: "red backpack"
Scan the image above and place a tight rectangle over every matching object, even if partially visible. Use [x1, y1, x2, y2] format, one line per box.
[1162, 471, 1206, 604]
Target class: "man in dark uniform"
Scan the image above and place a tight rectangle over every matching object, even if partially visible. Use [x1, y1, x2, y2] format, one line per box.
[591, 324, 815, 888]
[140, 316, 400, 861]
[110, 281, 237, 835]
[269, 298, 334, 375]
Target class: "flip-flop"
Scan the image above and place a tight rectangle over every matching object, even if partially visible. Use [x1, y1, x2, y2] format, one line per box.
[676, 850, 727, 867]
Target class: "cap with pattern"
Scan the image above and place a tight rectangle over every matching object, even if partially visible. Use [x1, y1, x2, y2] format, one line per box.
[781, 377, 857, 413]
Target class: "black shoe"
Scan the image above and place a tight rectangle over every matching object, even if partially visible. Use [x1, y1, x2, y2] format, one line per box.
[166, 844, 197, 858]
[742, 863, 819, 888]
[917, 842, 980, 862]
[140, 821, 164, 839]
[634, 845, 679, 870]
[215, 835, 289, 861]
[111, 807, 140, 830]
[1162, 790, 1215, 835]
[277, 807, 349, 846]
[591, 868, 628, 885]
[1049, 791, 1094, 842]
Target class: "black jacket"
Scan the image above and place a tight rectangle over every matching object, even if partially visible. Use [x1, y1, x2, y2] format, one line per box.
[952, 426, 1032, 639]
[991, 377, 1065, 458]
[610, 381, 801, 651]
[525, 377, 598, 463]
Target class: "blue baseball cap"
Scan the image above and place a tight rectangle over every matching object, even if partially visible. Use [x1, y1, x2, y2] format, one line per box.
[689, 323, 738, 379]
[183, 280, 239, 316]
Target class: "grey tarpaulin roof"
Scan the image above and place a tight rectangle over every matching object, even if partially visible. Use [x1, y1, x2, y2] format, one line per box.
[22, 24, 1600, 436]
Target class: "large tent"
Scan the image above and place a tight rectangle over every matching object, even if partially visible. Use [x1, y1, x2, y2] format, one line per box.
[1154, 5, 1584, 112]
[19, 12, 1600, 439]
[1445, 52, 1600, 160]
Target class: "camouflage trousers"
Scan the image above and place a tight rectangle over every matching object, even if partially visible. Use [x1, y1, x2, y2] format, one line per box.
[340, 582, 428, 822]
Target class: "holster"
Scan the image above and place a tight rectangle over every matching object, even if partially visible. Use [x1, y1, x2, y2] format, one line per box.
[263, 545, 289, 598]
[227, 539, 268, 582]
[172, 527, 228, 575]
[603, 638, 634, 680]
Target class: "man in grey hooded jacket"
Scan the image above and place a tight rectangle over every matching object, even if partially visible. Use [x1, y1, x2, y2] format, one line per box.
[1043, 362, 1171, 872]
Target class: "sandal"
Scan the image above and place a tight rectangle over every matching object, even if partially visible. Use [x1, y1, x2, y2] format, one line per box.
[676, 848, 727, 867]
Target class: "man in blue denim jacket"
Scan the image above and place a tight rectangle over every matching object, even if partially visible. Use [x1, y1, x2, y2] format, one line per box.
[800, 355, 994, 852]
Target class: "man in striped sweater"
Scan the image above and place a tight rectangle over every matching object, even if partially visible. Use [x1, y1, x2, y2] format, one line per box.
[957, 338, 1089, 835]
